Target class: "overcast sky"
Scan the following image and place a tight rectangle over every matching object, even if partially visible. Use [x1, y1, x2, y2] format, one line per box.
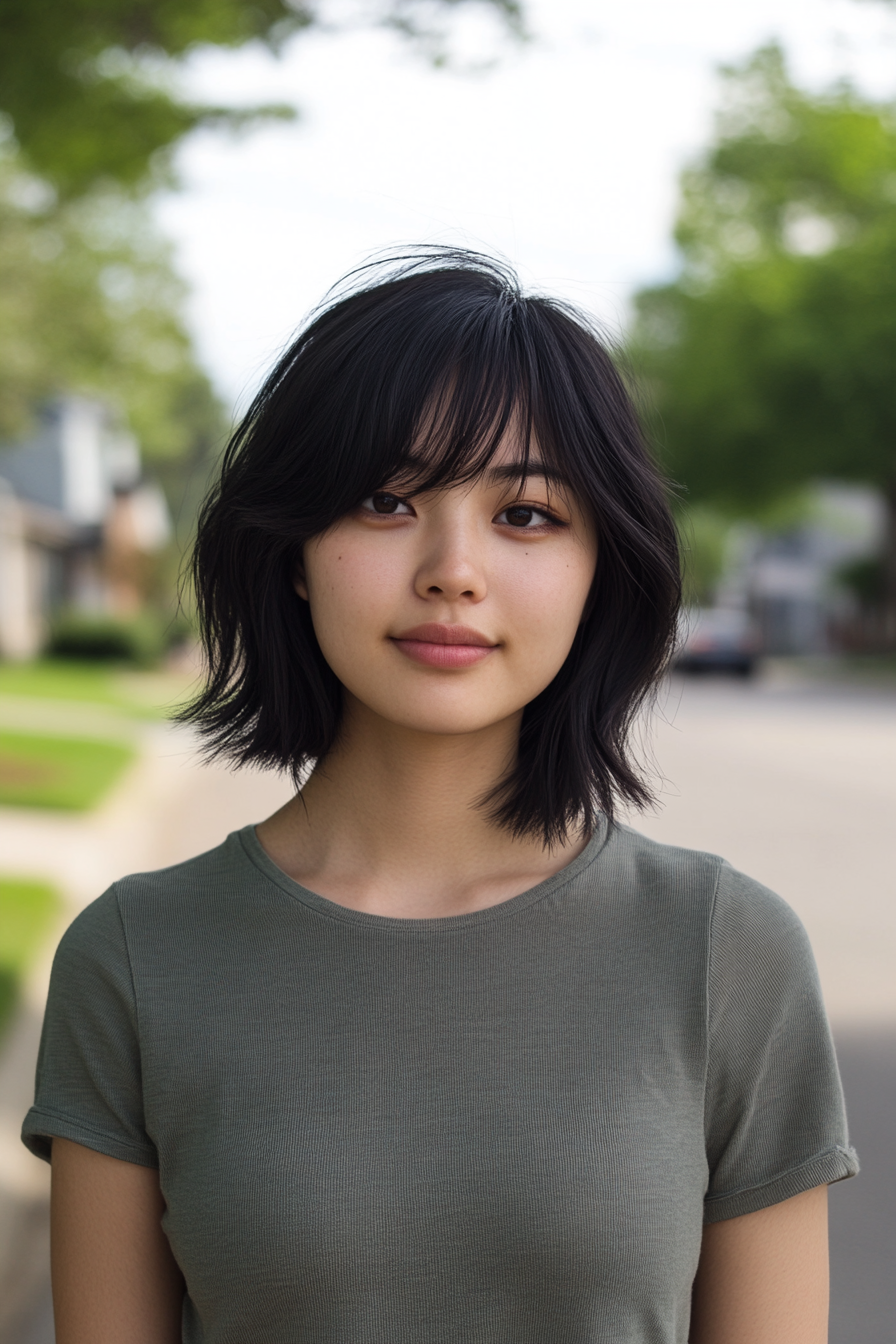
[154, 0, 896, 410]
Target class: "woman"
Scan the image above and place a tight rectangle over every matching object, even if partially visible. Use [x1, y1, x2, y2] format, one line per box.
[23, 250, 857, 1343]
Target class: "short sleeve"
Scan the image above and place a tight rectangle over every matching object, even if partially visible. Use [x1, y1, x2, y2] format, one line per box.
[21, 886, 157, 1168]
[703, 863, 858, 1222]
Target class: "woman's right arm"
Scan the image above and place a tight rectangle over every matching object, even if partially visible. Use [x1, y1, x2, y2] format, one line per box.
[51, 1136, 184, 1344]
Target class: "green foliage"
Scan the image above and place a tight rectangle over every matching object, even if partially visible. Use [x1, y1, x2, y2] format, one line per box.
[676, 505, 732, 607]
[631, 44, 896, 627]
[44, 608, 195, 666]
[0, 877, 60, 1036]
[0, 0, 523, 198]
[632, 45, 896, 514]
[835, 553, 886, 606]
[0, 730, 135, 810]
[0, 0, 303, 196]
[0, 142, 227, 500]
[47, 611, 170, 666]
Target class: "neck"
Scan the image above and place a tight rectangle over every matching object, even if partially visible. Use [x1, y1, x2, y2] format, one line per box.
[256, 696, 587, 918]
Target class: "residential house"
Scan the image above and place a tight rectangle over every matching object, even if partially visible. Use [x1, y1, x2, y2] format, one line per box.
[0, 396, 170, 659]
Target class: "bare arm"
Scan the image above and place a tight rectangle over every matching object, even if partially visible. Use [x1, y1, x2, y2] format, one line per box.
[51, 1136, 184, 1344]
[690, 1185, 829, 1344]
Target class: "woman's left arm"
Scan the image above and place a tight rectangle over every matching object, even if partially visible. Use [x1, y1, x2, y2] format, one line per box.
[689, 1185, 829, 1344]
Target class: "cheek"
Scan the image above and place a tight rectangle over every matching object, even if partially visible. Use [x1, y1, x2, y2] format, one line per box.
[500, 548, 595, 644]
[303, 538, 399, 654]
[487, 549, 594, 707]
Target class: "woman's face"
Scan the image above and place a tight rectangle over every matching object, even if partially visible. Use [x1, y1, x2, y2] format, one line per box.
[296, 438, 598, 739]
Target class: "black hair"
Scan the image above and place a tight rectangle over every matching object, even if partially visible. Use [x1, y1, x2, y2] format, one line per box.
[181, 247, 681, 844]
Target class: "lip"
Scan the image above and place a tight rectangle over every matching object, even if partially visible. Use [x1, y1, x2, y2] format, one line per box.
[393, 623, 495, 646]
[390, 623, 498, 669]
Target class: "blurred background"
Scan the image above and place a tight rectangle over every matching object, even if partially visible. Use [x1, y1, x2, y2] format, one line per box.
[0, 0, 893, 1339]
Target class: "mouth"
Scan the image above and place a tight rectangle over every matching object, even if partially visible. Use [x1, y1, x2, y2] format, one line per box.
[390, 623, 498, 669]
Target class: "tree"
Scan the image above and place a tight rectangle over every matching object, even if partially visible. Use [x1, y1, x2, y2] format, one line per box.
[0, 142, 224, 504]
[632, 45, 896, 634]
[0, 0, 523, 198]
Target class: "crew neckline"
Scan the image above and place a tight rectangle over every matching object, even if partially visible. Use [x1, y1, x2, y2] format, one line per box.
[236, 817, 611, 933]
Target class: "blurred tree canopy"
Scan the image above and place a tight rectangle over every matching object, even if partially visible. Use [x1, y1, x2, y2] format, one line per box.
[632, 45, 896, 624]
[0, 142, 223, 514]
[0, 0, 523, 197]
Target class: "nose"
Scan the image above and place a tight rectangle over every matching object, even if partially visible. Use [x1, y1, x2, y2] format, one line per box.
[412, 513, 487, 604]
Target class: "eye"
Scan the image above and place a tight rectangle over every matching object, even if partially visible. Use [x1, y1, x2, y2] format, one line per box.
[361, 492, 413, 516]
[496, 504, 561, 529]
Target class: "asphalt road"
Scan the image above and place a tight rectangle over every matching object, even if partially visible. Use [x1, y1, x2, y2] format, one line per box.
[10, 667, 896, 1342]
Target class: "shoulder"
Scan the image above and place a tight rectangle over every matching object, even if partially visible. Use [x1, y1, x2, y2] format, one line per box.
[111, 826, 273, 934]
[707, 860, 818, 1020]
[602, 820, 725, 892]
[594, 821, 725, 939]
[591, 823, 814, 989]
[601, 821, 805, 934]
[57, 829, 264, 971]
[710, 857, 809, 943]
[112, 828, 253, 907]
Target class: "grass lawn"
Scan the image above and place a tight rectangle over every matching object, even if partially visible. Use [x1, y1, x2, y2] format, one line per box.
[0, 730, 135, 810]
[0, 877, 61, 1037]
[0, 658, 197, 719]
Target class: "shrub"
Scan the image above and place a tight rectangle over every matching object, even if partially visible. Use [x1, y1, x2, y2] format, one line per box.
[47, 611, 165, 667]
[836, 554, 886, 609]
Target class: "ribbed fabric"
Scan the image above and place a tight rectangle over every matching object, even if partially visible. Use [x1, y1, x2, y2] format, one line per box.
[22, 821, 857, 1343]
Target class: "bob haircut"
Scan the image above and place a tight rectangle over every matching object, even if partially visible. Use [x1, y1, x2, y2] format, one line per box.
[182, 248, 681, 845]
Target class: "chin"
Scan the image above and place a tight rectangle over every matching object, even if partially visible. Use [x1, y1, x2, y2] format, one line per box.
[342, 677, 530, 739]
[387, 709, 514, 737]
[364, 691, 520, 737]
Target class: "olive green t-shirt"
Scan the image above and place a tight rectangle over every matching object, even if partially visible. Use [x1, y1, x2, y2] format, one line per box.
[22, 819, 857, 1343]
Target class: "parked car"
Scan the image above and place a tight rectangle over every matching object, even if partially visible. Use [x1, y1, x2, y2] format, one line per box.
[674, 607, 760, 677]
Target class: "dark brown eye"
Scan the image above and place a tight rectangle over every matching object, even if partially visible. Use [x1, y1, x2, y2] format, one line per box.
[366, 492, 407, 514]
[503, 506, 538, 528]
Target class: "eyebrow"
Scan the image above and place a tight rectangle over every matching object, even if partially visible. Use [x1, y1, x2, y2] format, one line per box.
[482, 460, 573, 492]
